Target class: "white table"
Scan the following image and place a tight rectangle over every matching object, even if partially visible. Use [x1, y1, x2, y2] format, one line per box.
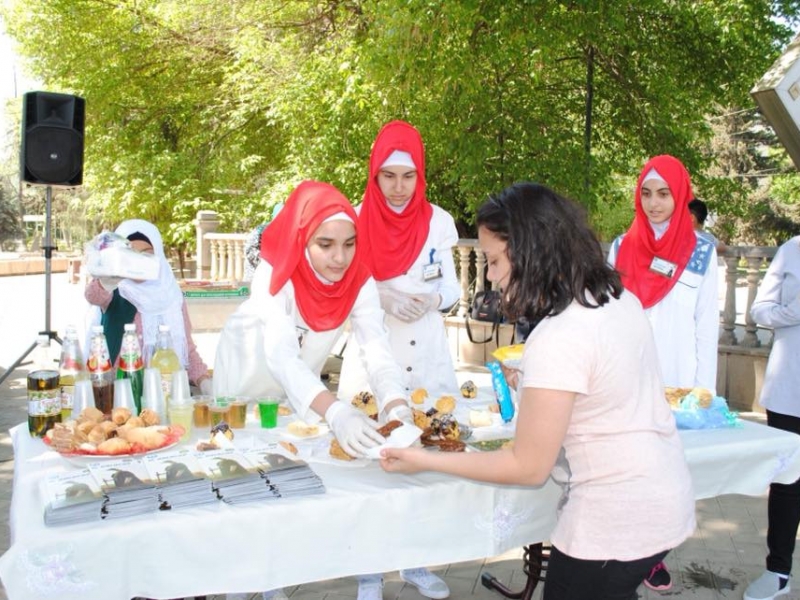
[1, 420, 799, 600]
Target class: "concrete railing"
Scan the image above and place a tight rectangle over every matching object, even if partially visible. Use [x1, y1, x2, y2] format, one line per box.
[193, 210, 779, 409]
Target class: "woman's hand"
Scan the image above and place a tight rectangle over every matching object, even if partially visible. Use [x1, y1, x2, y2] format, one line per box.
[379, 446, 429, 474]
[500, 364, 520, 390]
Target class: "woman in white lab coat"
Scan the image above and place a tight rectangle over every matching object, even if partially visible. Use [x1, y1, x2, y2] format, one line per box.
[214, 180, 412, 454]
[339, 120, 460, 401]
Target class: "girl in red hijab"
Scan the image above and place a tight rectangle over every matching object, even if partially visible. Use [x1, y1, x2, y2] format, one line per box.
[214, 180, 411, 458]
[608, 155, 719, 592]
[340, 120, 460, 400]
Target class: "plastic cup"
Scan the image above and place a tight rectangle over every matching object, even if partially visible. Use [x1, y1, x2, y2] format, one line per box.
[72, 379, 95, 416]
[257, 397, 280, 429]
[209, 397, 231, 427]
[228, 396, 249, 429]
[142, 367, 166, 423]
[168, 403, 193, 442]
[193, 395, 212, 427]
[171, 369, 191, 405]
[113, 378, 136, 412]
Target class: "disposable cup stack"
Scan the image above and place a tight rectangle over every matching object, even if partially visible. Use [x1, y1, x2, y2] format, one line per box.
[141, 367, 166, 423]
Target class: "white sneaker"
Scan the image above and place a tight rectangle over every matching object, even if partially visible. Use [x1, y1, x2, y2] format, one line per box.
[262, 589, 289, 600]
[400, 567, 450, 599]
[744, 571, 791, 600]
[357, 574, 384, 600]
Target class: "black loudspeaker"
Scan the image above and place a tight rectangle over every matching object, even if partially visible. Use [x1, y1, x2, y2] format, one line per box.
[20, 91, 85, 187]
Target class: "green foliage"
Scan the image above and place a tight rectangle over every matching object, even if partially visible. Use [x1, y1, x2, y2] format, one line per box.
[2, 0, 799, 248]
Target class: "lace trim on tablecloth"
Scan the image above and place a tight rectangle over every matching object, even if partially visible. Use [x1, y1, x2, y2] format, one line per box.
[18, 544, 96, 596]
[474, 489, 535, 542]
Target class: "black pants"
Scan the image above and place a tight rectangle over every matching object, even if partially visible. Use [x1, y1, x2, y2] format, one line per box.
[543, 545, 669, 600]
[766, 410, 800, 575]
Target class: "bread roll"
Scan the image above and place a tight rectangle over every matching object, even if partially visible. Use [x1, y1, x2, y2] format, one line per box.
[287, 421, 319, 438]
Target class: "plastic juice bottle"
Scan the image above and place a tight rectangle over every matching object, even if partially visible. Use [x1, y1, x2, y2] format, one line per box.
[28, 334, 61, 437]
[86, 325, 115, 416]
[117, 323, 144, 414]
[151, 324, 181, 408]
[58, 325, 87, 420]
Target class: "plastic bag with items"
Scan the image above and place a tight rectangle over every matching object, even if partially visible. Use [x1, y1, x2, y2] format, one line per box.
[672, 391, 740, 430]
[85, 231, 160, 281]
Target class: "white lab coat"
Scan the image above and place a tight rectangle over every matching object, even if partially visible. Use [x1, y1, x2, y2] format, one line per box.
[338, 205, 460, 398]
[608, 232, 719, 392]
[213, 260, 407, 423]
[751, 236, 800, 418]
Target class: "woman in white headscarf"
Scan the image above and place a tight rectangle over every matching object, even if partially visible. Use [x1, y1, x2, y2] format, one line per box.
[84, 219, 212, 392]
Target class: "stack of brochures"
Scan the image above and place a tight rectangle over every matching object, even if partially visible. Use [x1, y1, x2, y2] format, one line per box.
[143, 449, 218, 510]
[240, 445, 325, 498]
[42, 444, 326, 525]
[89, 458, 160, 520]
[43, 469, 105, 527]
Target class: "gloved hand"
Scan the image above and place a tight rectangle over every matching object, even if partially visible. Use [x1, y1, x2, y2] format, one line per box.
[378, 288, 425, 322]
[325, 402, 386, 457]
[410, 292, 441, 314]
[98, 276, 123, 292]
[199, 377, 214, 396]
[385, 403, 414, 426]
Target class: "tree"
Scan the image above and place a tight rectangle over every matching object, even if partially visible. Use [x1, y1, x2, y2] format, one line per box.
[2, 0, 799, 246]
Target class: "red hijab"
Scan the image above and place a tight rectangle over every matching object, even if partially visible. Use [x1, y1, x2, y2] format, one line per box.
[615, 155, 697, 309]
[260, 181, 370, 332]
[358, 120, 433, 280]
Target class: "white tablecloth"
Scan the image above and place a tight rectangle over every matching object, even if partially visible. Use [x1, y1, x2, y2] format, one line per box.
[1, 419, 799, 600]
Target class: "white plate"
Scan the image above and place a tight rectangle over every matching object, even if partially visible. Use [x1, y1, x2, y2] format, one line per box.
[59, 440, 181, 466]
[278, 423, 330, 441]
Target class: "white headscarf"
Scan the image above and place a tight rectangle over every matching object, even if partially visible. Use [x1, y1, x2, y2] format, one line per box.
[114, 219, 188, 366]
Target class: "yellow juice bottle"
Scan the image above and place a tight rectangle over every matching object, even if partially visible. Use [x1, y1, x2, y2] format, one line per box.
[150, 324, 181, 408]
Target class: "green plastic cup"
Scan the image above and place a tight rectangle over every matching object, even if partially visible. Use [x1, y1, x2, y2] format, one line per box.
[257, 397, 280, 429]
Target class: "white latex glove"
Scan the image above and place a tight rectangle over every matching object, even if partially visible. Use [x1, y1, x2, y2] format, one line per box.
[385, 403, 414, 425]
[379, 288, 425, 322]
[98, 276, 123, 292]
[325, 402, 385, 457]
[199, 377, 214, 396]
[410, 292, 441, 314]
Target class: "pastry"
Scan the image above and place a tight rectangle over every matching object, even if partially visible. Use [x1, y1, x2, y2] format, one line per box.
[351, 391, 378, 420]
[469, 409, 493, 428]
[111, 407, 132, 425]
[279, 441, 298, 455]
[664, 387, 693, 408]
[79, 406, 105, 423]
[377, 419, 403, 437]
[96, 437, 132, 454]
[287, 420, 320, 438]
[139, 408, 160, 426]
[410, 388, 428, 405]
[691, 387, 714, 408]
[413, 407, 439, 430]
[329, 438, 356, 461]
[460, 380, 478, 399]
[435, 395, 456, 413]
[278, 405, 293, 416]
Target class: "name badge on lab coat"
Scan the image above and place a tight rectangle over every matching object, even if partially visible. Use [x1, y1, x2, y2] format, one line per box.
[422, 261, 443, 281]
[649, 256, 677, 278]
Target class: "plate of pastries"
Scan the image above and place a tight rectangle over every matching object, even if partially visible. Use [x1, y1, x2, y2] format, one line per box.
[44, 406, 184, 458]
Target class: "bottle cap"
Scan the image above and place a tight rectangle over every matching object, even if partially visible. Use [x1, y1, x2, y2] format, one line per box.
[124, 323, 136, 332]
[158, 324, 170, 333]
[91, 325, 104, 334]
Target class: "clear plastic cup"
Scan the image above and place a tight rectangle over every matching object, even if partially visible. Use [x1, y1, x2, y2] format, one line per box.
[72, 379, 95, 416]
[113, 378, 136, 412]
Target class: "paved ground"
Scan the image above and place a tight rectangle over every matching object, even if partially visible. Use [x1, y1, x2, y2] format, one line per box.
[0, 272, 798, 600]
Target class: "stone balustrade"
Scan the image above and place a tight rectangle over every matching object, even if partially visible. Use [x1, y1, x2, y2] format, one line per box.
[193, 210, 779, 410]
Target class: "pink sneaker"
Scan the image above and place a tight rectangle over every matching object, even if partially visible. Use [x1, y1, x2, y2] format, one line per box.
[643, 561, 672, 591]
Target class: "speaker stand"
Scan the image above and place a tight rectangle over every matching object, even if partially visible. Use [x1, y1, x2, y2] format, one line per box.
[0, 185, 62, 387]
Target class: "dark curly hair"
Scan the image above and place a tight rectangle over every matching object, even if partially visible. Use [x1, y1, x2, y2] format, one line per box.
[476, 182, 623, 328]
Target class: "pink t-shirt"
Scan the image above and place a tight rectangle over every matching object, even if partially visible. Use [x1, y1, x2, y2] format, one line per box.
[521, 290, 695, 561]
